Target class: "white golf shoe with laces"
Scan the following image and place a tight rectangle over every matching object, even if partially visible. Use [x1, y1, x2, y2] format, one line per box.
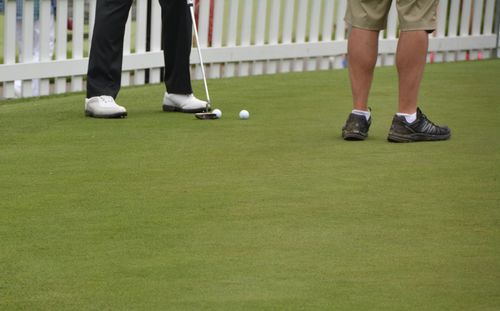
[85, 96, 128, 118]
[162, 93, 208, 113]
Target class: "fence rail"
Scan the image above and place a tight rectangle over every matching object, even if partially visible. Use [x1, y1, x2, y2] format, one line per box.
[1, 0, 499, 99]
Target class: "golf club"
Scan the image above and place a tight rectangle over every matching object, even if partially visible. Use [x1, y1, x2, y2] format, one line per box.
[187, 0, 217, 119]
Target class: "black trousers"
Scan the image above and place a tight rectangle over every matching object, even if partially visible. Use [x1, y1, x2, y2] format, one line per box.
[86, 0, 193, 98]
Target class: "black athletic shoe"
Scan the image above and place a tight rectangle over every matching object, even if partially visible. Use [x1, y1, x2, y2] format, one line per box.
[387, 108, 451, 143]
[342, 112, 371, 141]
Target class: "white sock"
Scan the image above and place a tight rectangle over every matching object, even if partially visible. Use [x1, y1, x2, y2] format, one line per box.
[396, 112, 417, 123]
[352, 109, 371, 121]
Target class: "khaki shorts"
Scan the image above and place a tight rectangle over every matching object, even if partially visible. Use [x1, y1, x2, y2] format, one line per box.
[345, 0, 438, 32]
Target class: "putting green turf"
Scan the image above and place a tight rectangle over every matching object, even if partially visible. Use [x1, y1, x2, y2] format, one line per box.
[1, 60, 499, 310]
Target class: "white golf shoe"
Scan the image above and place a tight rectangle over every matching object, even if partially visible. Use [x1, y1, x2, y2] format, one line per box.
[162, 93, 209, 113]
[85, 96, 128, 118]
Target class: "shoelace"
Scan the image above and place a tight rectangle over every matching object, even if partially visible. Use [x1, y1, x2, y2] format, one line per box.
[101, 96, 115, 103]
[99, 96, 119, 107]
[418, 112, 442, 133]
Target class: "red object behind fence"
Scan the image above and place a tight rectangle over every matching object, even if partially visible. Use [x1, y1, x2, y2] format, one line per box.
[194, 0, 214, 45]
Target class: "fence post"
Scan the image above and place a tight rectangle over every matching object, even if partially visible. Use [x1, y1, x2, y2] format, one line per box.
[280, 0, 295, 73]
[71, 0, 84, 92]
[150, 0, 162, 83]
[135, 0, 148, 85]
[2, 0, 17, 98]
[319, 0, 334, 70]
[54, 0, 68, 94]
[496, 0, 500, 58]
[21, 0, 35, 97]
[39, 0, 53, 96]
[146, 0, 152, 83]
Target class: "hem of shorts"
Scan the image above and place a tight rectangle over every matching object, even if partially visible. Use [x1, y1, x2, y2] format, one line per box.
[399, 25, 436, 33]
[345, 18, 386, 31]
[346, 18, 436, 33]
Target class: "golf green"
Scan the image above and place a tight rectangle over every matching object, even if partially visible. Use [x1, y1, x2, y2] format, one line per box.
[1, 60, 499, 310]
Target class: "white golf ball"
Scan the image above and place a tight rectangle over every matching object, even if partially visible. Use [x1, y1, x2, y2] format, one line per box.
[213, 108, 222, 118]
[239, 110, 250, 120]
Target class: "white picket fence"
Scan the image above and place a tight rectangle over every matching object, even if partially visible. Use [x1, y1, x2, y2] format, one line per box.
[1, 0, 499, 99]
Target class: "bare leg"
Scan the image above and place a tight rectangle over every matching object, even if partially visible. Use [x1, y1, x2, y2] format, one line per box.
[396, 31, 429, 114]
[347, 27, 379, 111]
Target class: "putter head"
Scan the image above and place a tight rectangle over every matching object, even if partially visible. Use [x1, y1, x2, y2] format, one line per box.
[195, 112, 218, 120]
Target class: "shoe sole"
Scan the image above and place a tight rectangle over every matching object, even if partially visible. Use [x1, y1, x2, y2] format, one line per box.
[162, 104, 207, 113]
[85, 110, 128, 118]
[342, 131, 368, 141]
[387, 132, 451, 143]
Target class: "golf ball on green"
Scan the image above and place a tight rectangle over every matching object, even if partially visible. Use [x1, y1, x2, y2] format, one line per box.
[213, 109, 222, 118]
[239, 110, 249, 120]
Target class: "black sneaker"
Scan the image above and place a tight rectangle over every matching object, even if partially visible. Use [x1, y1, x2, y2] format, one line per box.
[342, 113, 371, 141]
[387, 108, 451, 143]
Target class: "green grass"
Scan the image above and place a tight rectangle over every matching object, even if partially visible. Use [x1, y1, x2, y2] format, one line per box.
[1, 60, 499, 310]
